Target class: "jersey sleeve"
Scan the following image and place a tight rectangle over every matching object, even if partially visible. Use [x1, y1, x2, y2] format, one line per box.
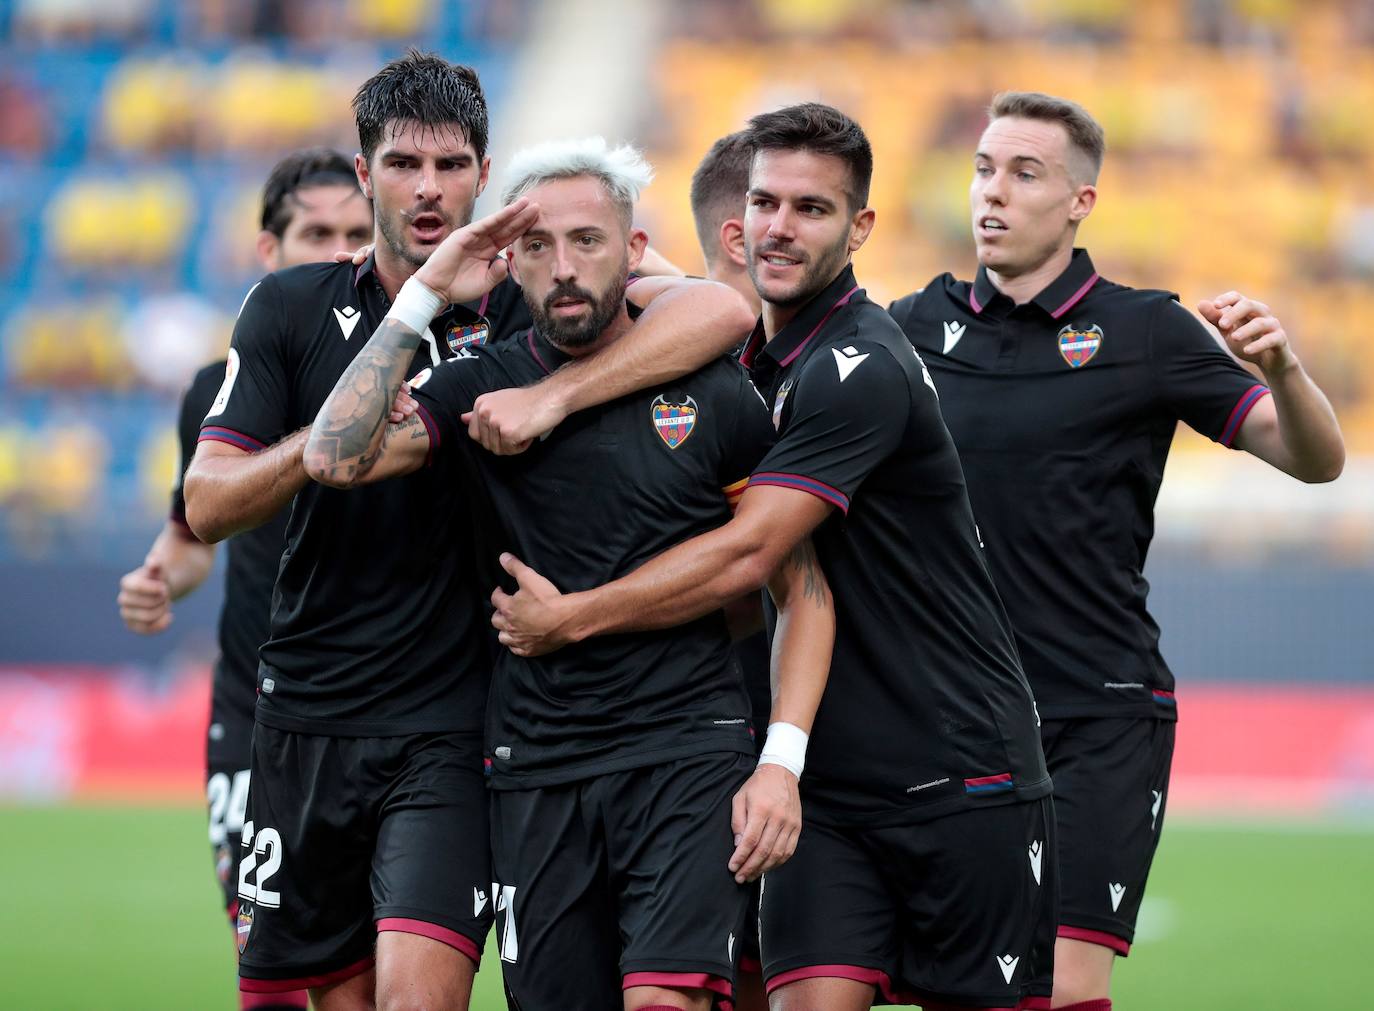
[169, 363, 224, 530]
[1152, 296, 1270, 448]
[750, 342, 909, 514]
[199, 277, 291, 452]
[717, 365, 776, 509]
[408, 352, 500, 465]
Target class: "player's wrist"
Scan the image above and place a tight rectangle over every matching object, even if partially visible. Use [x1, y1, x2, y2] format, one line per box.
[1259, 345, 1300, 379]
[758, 721, 808, 778]
[386, 275, 446, 334]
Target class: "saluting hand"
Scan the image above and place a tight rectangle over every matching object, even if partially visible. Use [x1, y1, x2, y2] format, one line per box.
[415, 198, 540, 306]
[490, 552, 573, 657]
[1199, 291, 1298, 375]
[728, 764, 802, 883]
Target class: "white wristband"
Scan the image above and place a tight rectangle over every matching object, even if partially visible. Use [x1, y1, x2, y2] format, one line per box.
[758, 722, 808, 778]
[386, 276, 446, 334]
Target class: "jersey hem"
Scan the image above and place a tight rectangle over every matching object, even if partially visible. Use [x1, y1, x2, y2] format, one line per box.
[487, 736, 755, 790]
[802, 775, 1053, 828]
[253, 706, 484, 738]
[1034, 701, 1178, 722]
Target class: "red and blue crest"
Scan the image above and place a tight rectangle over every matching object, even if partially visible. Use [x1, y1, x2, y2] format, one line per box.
[1058, 323, 1104, 368]
[651, 393, 698, 450]
[446, 319, 490, 354]
[236, 905, 253, 954]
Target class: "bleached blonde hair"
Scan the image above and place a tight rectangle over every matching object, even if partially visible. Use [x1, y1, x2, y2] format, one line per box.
[501, 136, 654, 227]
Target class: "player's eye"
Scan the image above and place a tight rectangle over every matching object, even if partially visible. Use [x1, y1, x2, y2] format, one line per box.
[576, 234, 597, 246]
[1017, 171, 1036, 182]
[974, 164, 992, 176]
[526, 239, 545, 252]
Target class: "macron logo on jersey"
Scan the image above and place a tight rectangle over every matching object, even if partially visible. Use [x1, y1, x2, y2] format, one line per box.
[943, 320, 966, 354]
[1109, 882, 1126, 911]
[832, 345, 869, 382]
[334, 305, 361, 340]
[997, 954, 1019, 984]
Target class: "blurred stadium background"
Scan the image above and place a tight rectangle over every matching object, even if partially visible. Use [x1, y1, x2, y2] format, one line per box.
[0, 0, 1371, 1007]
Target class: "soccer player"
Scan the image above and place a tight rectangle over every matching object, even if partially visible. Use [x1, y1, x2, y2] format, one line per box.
[116, 146, 371, 1011]
[887, 91, 1345, 1011]
[303, 137, 834, 1011]
[489, 104, 1058, 1011]
[182, 52, 752, 1010]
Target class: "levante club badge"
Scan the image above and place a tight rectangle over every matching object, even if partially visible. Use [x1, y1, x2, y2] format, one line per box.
[652, 393, 697, 449]
[236, 905, 254, 954]
[446, 319, 490, 354]
[1058, 323, 1104, 368]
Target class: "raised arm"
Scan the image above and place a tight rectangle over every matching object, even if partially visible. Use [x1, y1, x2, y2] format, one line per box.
[465, 277, 755, 454]
[305, 198, 540, 488]
[1199, 291, 1344, 483]
[303, 317, 433, 488]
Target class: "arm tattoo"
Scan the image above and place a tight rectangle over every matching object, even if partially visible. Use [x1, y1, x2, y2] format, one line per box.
[786, 539, 829, 606]
[305, 318, 422, 484]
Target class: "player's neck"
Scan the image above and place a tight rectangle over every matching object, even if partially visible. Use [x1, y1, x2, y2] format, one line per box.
[372, 242, 419, 303]
[985, 243, 1074, 306]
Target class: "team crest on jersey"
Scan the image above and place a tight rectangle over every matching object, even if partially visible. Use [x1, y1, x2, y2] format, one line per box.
[1058, 323, 1104, 368]
[771, 377, 795, 430]
[651, 393, 697, 449]
[446, 319, 490, 354]
[236, 905, 253, 953]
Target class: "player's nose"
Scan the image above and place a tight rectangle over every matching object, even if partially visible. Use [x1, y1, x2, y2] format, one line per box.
[415, 163, 443, 202]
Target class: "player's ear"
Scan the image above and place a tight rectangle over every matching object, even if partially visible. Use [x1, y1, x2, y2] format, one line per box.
[720, 219, 746, 269]
[1069, 183, 1097, 224]
[625, 228, 649, 273]
[255, 230, 281, 272]
[847, 207, 876, 254]
[355, 152, 375, 200]
[475, 155, 492, 198]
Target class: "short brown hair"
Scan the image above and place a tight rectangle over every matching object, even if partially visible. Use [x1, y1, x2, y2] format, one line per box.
[746, 102, 873, 212]
[989, 91, 1105, 182]
[689, 132, 752, 263]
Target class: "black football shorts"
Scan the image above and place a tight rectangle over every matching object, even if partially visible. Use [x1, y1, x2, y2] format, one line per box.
[1041, 716, 1175, 954]
[490, 751, 754, 1010]
[236, 726, 492, 994]
[760, 797, 1058, 1009]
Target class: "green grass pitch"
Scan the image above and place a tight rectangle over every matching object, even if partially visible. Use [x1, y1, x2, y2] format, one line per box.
[0, 805, 1368, 1009]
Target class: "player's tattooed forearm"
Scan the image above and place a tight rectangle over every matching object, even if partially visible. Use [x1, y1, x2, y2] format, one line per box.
[786, 540, 829, 605]
[305, 318, 423, 481]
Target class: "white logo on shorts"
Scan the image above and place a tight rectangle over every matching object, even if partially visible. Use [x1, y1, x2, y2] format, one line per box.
[997, 954, 1019, 984]
[473, 887, 488, 918]
[1151, 789, 1163, 831]
[1109, 882, 1126, 911]
[1028, 840, 1043, 885]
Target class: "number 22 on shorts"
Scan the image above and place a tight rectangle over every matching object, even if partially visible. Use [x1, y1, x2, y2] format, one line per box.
[238, 820, 284, 909]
